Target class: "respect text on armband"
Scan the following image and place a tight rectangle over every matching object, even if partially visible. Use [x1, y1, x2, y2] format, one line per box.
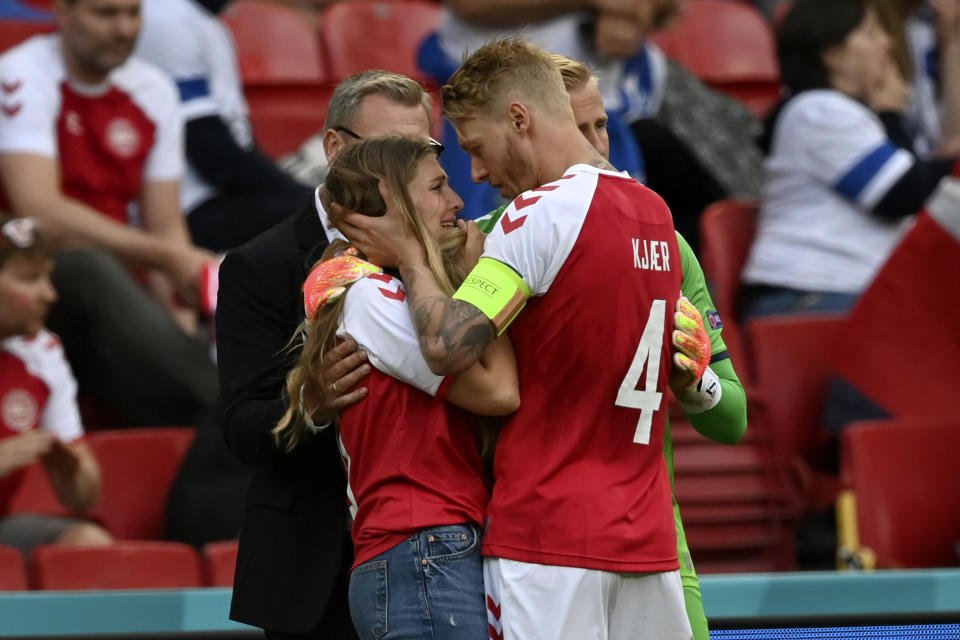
[462, 275, 501, 298]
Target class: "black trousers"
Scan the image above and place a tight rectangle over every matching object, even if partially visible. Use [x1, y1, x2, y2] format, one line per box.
[46, 248, 219, 428]
[263, 534, 358, 640]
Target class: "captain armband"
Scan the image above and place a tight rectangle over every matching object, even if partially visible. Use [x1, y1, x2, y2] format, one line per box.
[676, 366, 723, 415]
[452, 257, 531, 336]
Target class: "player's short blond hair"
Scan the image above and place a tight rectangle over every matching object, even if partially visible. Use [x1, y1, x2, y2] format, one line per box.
[442, 38, 573, 121]
[549, 53, 596, 92]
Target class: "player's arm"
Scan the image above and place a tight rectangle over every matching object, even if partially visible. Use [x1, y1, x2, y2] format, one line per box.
[445, 334, 519, 415]
[674, 232, 747, 445]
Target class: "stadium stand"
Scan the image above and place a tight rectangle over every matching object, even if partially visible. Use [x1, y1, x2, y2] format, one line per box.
[31, 541, 203, 590]
[223, 1, 332, 158]
[202, 540, 239, 588]
[9, 428, 196, 540]
[0, 543, 27, 591]
[746, 315, 843, 512]
[650, 0, 781, 117]
[86, 429, 196, 540]
[0, 15, 49, 51]
[840, 417, 960, 569]
[698, 199, 758, 384]
[320, 0, 442, 82]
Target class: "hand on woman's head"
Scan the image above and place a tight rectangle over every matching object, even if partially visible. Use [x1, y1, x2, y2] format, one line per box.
[337, 181, 423, 268]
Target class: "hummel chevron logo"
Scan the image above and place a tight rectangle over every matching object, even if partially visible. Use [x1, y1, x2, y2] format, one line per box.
[486, 595, 501, 620]
[1, 103, 21, 117]
[1, 79, 21, 93]
[500, 210, 526, 234]
[513, 193, 541, 211]
[368, 273, 406, 302]
[502, 193, 541, 234]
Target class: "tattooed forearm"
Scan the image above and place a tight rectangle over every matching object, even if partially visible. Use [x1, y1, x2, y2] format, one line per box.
[401, 260, 495, 375]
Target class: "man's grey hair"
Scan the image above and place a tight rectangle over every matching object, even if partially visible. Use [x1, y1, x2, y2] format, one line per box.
[324, 70, 432, 131]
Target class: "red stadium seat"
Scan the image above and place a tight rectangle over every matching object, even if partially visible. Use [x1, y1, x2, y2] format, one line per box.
[842, 417, 960, 568]
[222, 1, 325, 84]
[31, 541, 202, 590]
[202, 539, 239, 587]
[698, 199, 758, 383]
[746, 315, 844, 511]
[651, 0, 781, 117]
[320, 0, 443, 81]
[85, 428, 196, 540]
[222, 1, 332, 157]
[0, 544, 27, 591]
[0, 19, 53, 53]
[243, 83, 334, 159]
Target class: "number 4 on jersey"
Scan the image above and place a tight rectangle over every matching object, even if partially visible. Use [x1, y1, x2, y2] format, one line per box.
[615, 299, 666, 445]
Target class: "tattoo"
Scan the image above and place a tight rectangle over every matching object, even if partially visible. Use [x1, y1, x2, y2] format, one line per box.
[402, 262, 494, 373]
[587, 149, 617, 172]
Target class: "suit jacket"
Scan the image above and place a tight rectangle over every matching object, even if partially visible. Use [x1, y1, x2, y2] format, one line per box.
[216, 201, 350, 633]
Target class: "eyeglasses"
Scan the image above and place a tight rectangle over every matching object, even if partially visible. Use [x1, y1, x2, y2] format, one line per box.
[334, 126, 445, 154]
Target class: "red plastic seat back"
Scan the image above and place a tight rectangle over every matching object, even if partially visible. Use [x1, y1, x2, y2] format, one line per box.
[651, 0, 781, 116]
[843, 418, 960, 567]
[746, 315, 843, 463]
[222, 1, 325, 84]
[31, 541, 202, 590]
[698, 199, 758, 378]
[0, 544, 27, 591]
[320, 0, 442, 81]
[86, 428, 196, 540]
[0, 19, 53, 53]
[202, 539, 239, 587]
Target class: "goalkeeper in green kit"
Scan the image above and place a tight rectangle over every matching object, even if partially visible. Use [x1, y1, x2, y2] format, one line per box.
[474, 54, 749, 640]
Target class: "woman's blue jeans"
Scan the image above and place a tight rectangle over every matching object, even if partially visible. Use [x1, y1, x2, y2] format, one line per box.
[348, 523, 487, 640]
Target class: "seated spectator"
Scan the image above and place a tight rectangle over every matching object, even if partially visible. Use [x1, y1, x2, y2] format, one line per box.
[0, 216, 112, 557]
[741, 0, 957, 319]
[134, 0, 311, 252]
[0, 0, 220, 428]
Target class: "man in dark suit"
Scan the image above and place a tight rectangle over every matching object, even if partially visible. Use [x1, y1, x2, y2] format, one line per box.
[215, 70, 436, 639]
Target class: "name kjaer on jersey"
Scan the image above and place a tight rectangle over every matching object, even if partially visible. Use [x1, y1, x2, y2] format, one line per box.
[632, 238, 671, 272]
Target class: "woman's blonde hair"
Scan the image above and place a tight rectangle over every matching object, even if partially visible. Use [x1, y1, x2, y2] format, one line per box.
[273, 136, 469, 452]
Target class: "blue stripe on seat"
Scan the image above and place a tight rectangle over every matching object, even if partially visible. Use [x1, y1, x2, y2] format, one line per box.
[833, 141, 898, 201]
[176, 77, 210, 102]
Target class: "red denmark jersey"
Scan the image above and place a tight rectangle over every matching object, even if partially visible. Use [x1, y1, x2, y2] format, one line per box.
[480, 164, 682, 572]
[0, 35, 183, 224]
[335, 274, 489, 568]
[0, 330, 84, 513]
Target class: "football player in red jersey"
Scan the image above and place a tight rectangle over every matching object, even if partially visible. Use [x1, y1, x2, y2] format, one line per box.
[276, 137, 518, 640]
[342, 39, 697, 640]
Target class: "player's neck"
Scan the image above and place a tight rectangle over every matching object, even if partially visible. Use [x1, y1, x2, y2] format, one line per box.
[539, 125, 614, 178]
